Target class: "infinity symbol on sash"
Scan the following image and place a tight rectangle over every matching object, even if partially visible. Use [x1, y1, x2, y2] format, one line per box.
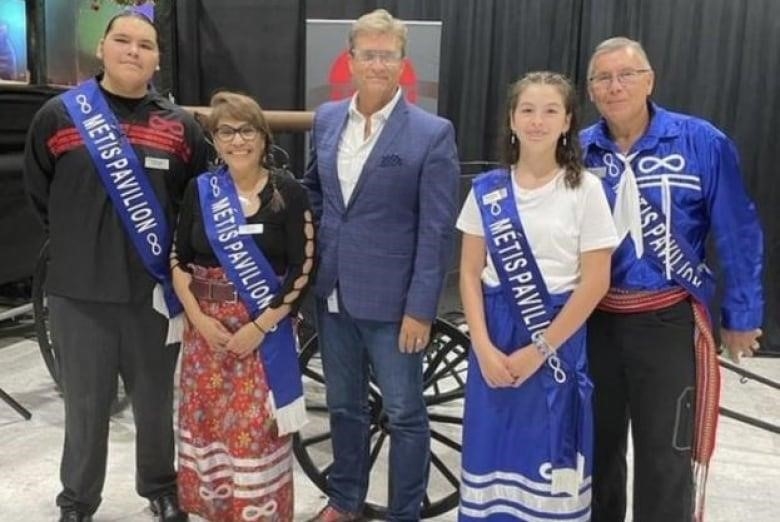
[209, 174, 223, 198]
[637, 154, 685, 174]
[146, 232, 162, 256]
[547, 355, 567, 383]
[75, 94, 92, 115]
[603, 153, 622, 177]
[199, 483, 232, 500]
[242, 500, 278, 521]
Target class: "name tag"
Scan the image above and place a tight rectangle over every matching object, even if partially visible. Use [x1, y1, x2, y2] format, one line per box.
[590, 167, 607, 179]
[238, 224, 264, 235]
[481, 188, 507, 205]
[144, 157, 170, 170]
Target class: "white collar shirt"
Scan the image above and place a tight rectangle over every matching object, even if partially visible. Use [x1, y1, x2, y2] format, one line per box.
[337, 88, 403, 204]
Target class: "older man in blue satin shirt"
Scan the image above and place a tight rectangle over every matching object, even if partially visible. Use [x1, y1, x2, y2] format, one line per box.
[580, 36, 764, 522]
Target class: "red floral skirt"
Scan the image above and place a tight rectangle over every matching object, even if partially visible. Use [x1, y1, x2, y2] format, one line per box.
[177, 266, 293, 522]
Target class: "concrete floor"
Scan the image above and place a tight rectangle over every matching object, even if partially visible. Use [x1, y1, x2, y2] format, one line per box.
[1, 312, 779, 522]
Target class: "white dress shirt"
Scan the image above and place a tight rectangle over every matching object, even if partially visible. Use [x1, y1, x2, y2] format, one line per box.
[337, 88, 403, 204]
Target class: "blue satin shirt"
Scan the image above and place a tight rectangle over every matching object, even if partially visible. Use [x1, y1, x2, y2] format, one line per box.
[580, 103, 763, 330]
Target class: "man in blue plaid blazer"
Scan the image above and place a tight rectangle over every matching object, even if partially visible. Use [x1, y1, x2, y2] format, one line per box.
[302, 10, 459, 521]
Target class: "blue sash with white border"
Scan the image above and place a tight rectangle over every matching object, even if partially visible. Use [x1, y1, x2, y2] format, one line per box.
[197, 167, 306, 435]
[472, 168, 587, 496]
[61, 79, 182, 320]
[638, 194, 715, 304]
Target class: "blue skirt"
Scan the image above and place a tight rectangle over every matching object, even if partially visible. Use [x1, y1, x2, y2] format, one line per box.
[458, 285, 593, 521]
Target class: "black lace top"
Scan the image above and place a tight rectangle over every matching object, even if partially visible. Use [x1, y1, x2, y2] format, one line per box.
[175, 170, 314, 312]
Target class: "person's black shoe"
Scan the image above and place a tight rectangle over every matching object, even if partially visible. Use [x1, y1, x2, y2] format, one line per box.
[58, 510, 93, 522]
[149, 494, 189, 522]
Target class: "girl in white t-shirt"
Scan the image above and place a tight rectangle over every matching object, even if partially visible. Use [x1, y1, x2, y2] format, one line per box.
[457, 72, 618, 521]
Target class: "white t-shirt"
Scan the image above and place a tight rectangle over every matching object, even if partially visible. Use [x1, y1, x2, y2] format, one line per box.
[456, 169, 619, 293]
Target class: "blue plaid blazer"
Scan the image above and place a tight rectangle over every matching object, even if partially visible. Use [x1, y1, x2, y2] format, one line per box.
[303, 96, 460, 322]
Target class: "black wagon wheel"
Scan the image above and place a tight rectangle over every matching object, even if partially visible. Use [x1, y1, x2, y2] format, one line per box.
[32, 241, 59, 386]
[32, 241, 130, 415]
[293, 315, 470, 519]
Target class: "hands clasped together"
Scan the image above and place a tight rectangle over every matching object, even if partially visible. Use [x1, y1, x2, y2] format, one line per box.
[475, 342, 547, 388]
[191, 314, 265, 358]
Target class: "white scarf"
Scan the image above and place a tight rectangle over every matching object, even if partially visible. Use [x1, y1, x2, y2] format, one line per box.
[611, 152, 644, 259]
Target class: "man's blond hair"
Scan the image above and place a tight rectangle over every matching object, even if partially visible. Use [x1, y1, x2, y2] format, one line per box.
[349, 9, 408, 56]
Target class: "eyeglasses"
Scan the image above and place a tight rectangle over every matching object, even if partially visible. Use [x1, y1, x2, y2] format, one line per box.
[214, 125, 259, 142]
[589, 68, 651, 89]
[350, 49, 403, 65]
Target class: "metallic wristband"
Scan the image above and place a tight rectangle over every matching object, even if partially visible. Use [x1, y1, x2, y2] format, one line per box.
[531, 331, 556, 359]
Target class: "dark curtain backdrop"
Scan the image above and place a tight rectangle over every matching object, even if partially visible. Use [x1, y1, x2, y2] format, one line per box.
[0, 86, 59, 283]
[163, 0, 778, 352]
[170, 0, 305, 164]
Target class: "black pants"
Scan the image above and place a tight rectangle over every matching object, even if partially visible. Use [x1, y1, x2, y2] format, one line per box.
[588, 300, 696, 522]
[49, 296, 179, 515]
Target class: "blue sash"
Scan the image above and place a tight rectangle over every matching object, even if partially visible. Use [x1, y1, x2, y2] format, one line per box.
[197, 167, 306, 435]
[61, 79, 181, 317]
[474, 170, 555, 340]
[638, 194, 715, 304]
[473, 169, 587, 496]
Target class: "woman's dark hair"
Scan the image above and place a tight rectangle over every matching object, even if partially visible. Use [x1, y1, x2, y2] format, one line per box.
[103, 11, 160, 48]
[500, 71, 584, 188]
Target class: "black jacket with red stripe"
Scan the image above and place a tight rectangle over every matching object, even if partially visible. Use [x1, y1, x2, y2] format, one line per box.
[24, 78, 210, 303]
